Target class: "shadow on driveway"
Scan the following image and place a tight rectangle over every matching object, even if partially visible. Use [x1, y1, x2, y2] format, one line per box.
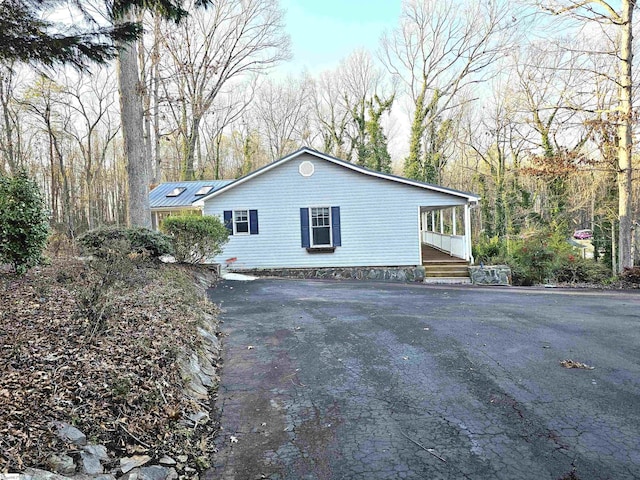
[206, 279, 640, 480]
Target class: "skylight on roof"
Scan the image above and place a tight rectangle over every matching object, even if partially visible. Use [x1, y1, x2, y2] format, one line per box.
[166, 187, 186, 197]
[195, 186, 214, 195]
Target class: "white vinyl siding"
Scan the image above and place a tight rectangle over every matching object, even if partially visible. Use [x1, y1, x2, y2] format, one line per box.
[203, 152, 467, 269]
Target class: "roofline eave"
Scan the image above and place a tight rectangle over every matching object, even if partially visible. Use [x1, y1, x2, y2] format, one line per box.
[193, 147, 480, 204]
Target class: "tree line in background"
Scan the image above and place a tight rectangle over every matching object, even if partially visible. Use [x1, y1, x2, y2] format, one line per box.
[0, 0, 638, 273]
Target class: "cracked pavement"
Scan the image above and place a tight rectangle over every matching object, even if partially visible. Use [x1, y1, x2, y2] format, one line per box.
[205, 279, 640, 480]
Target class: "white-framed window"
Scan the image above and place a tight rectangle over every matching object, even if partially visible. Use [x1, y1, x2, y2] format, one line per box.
[223, 210, 258, 236]
[300, 206, 340, 249]
[310, 207, 331, 246]
[233, 209, 249, 235]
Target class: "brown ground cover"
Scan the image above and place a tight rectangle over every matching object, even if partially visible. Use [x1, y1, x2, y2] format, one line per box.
[0, 258, 219, 473]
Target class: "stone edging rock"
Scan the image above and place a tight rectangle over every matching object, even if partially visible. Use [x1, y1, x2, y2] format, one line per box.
[469, 265, 512, 285]
[231, 266, 426, 282]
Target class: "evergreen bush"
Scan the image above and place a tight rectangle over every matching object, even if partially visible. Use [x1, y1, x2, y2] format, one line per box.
[473, 235, 506, 264]
[78, 226, 173, 259]
[161, 215, 228, 264]
[0, 171, 50, 275]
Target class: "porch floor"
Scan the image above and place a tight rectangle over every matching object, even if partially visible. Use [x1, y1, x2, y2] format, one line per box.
[421, 244, 468, 264]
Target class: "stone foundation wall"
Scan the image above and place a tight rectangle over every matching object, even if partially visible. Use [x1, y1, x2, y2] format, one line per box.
[231, 266, 426, 283]
[469, 265, 512, 285]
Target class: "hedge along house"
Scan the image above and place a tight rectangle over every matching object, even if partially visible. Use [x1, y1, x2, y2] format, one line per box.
[149, 180, 233, 230]
[193, 148, 479, 277]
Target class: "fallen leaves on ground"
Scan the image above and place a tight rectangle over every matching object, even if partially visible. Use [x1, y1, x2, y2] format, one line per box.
[0, 259, 220, 473]
[560, 359, 595, 370]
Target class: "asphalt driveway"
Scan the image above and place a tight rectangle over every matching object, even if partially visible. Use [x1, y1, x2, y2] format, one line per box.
[206, 279, 640, 480]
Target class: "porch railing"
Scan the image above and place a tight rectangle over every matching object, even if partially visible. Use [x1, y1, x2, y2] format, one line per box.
[422, 231, 467, 260]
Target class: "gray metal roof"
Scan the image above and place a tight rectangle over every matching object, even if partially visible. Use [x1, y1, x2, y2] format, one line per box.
[149, 180, 234, 209]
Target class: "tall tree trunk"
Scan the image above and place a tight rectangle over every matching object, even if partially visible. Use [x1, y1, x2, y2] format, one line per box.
[181, 115, 201, 180]
[617, 0, 635, 272]
[0, 71, 18, 174]
[151, 16, 161, 185]
[117, 13, 150, 228]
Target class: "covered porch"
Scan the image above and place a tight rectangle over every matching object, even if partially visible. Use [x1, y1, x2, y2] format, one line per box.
[420, 204, 474, 265]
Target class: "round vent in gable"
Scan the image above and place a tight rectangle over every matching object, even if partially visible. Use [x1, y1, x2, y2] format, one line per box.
[299, 160, 314, 177]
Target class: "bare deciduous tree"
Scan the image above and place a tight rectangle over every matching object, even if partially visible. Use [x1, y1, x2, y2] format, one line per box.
[160, 0, 290, 180]
[0, 63, 25, 174]
[380, 0, 516, 182]
[535, 0, 636, 271]
[254, 74, 312, 159]
[61, 69, 120, 229]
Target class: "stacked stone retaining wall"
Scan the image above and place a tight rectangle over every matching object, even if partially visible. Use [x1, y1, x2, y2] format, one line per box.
[231, 266, 426, 283]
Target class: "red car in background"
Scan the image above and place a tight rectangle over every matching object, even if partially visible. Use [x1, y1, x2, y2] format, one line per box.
[573, 229, 593, 240]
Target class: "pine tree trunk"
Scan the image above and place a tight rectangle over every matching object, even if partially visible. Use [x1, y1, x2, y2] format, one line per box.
[117, 13, 151, 228]
[617, 0, 635, 272]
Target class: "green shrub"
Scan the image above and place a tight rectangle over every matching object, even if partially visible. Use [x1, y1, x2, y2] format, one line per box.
[161, 215, 229, 264]
[473, 235, 506, 264]
[0, 171, 50, 275]
[510, 233, 556, 284]
[508, 260, 536, 286]
[473, 228, 613, 286]
[78, 226, 173, 259]
[553, 255, 611, 284]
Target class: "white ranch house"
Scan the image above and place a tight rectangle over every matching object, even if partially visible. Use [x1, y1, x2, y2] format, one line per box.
[150, 148, 479, 274]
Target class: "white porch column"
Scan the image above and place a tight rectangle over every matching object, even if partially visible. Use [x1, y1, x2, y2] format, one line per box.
[431, 211, 436, 232]
[452, 207, 457, 236]
[439, 210, 444, 234]
[464, 203, 472, 263]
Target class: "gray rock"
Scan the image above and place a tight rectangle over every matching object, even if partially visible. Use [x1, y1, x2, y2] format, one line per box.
[196, 354, 216, 377]
[120, 455, 152, 474]
[82, 444, 109, 462]
[55, 422, 87, 446]
[197, 327, 220, 351]
[165, 468, 178, 480]
[118, 468, 140, 480]
[158, 456, 176, 466]
[469, 265, 511, 286]
[46, 454, 76, 475]
[176, 456, 188, 463]
[138, 466, 171, 480]
[23, 468, 71, 480]
[73, 475, 116, 480]
[187, 411, 209, 424]
[80, 451, 104, 475]
[185, 380, 209, 400]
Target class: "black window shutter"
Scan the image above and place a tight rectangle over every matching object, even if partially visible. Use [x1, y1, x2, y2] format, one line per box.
[300, 208, 310, 248]
[223, 210, 233, 235]
[331, 206, 341, 246]
[249, 210, 259, 235]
